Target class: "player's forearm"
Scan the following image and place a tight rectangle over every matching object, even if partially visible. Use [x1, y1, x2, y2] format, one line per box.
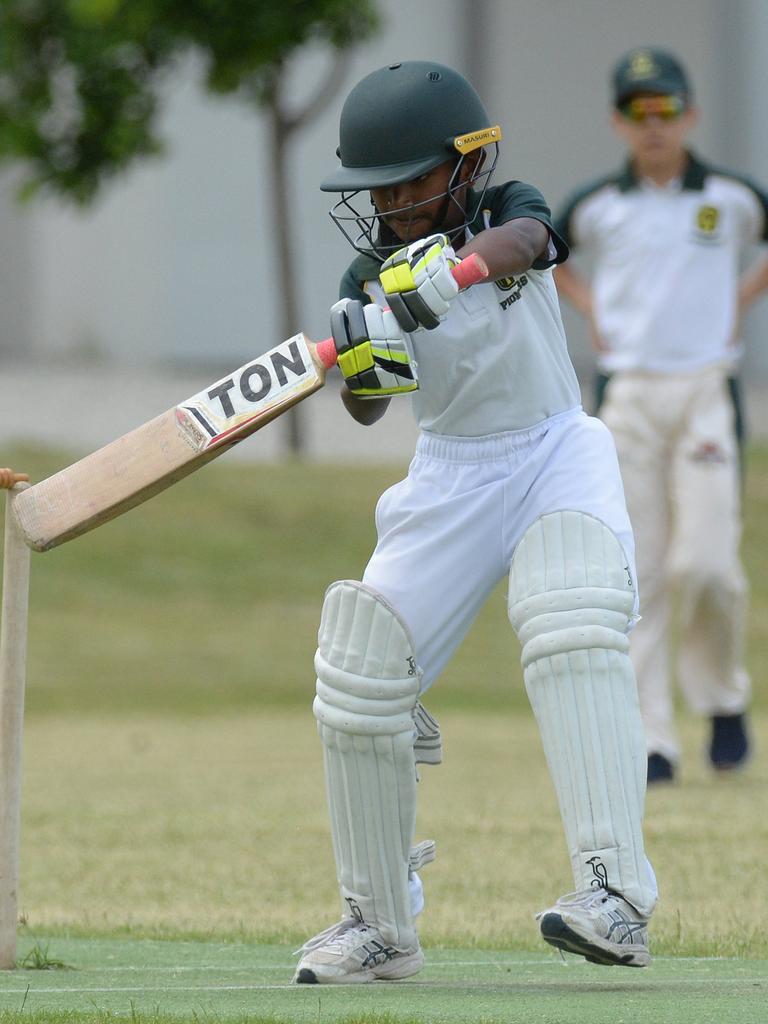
[456, 220, 549, 278]
[340, 386, 391, 425]
[738, 255, 768, 312]
[553, 263, 593, 318]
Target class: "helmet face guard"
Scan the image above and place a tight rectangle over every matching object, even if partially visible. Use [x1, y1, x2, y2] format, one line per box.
[322, 61, 502, 260]
[328, 143, 500, 260]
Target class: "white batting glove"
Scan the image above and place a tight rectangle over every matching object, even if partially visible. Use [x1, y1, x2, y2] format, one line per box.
[330, 298, 418, 398]
[379, 234, 460, 332]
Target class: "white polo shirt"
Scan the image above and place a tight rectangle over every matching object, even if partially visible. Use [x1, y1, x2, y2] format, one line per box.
[555, 153, 768, 373]
[339, 182, 581, 436]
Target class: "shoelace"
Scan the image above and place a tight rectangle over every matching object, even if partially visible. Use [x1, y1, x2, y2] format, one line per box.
[535, 886, 618, 922]
[562, 888, 614, 910]
[293, 917, 370, 957]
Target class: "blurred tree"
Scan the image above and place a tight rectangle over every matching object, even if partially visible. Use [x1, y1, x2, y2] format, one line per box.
[0, 0, 379, 451]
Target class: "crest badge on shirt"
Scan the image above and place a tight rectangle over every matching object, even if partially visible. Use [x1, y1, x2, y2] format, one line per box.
[691, 204, 723, 244]
[495, 274, 529, 310]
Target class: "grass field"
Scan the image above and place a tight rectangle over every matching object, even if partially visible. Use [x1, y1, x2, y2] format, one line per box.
[0, 940, 765, 1024]
[0, 443, 766, 1022]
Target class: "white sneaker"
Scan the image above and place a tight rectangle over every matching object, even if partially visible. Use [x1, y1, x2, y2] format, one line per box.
[293, 917, 424, 984]
[537, 888, 651, 967]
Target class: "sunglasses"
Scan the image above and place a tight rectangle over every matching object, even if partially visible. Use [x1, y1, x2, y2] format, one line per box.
[619, 95, 687, 123]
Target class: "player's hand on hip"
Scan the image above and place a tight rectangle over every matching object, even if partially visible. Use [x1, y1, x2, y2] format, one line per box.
[379, 234, 459, 332]
[330, 299, 418, 398]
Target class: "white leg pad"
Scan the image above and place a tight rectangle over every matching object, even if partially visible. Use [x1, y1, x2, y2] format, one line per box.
[508, 511, 657, 917]
[313, 580, 421, 949]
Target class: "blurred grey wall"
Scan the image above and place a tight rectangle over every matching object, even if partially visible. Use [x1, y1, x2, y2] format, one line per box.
[1, 0, 767, 381]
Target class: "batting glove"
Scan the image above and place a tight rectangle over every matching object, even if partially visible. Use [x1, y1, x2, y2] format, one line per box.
[379, 234, 460, 332]
[330, 298, 418, 398]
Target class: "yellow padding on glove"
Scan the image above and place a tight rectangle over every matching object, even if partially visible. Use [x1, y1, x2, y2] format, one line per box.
[338, 342, 374, 377]
[380, 262, 416, 294]
[371, 345, 409, 365]
[353, 383, 417, 396]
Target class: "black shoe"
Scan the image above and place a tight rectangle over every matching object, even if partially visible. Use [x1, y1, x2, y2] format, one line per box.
[709, 713, 750, 771]
[647, 752, 675, 784]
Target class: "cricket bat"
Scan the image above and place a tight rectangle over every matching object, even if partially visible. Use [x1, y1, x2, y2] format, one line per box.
[13, 254, 489, 553]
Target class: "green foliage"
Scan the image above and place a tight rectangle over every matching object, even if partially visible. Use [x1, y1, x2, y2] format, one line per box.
[15, 945, 70, 971]
[15, 929, 72, 970]
[0, 0, 378, 202]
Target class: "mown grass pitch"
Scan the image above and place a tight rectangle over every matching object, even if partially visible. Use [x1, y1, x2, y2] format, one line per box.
[1, 444, 767, 1023]
[0, 938, 765, 1024]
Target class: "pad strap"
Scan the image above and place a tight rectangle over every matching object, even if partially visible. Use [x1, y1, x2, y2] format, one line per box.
[414, 701, 442, 766]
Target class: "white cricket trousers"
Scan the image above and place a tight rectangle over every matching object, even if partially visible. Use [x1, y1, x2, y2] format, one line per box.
[363, 407, 637, 690]
[601, 367, 750, 763]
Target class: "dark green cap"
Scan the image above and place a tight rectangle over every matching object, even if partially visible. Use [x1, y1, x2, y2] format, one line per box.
[612, 48, 691, 106]
[321, 61, 495, 192]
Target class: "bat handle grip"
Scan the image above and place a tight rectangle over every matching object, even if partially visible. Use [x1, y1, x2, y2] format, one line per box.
[452, 251, 489, 289]
[315, 252, 490, 371]
[315, 338, 339, 370]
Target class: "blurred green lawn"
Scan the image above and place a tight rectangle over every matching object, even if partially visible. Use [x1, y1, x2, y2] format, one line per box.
[1, 443, 767, 958]
[9, 443, 768, 717]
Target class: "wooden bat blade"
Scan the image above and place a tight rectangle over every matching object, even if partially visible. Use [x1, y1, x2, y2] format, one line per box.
[13, 254, 488, 554]
[13, 333, 333, 552]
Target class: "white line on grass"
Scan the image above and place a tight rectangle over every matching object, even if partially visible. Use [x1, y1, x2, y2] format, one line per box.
[0, 985, 296, 994]
[40, 960, 554, 973]
[0, 973, 764, 997]
[11, 955, 739, 974]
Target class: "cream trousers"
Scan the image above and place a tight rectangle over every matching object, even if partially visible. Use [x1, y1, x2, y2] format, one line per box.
[601, 366, 750, 762]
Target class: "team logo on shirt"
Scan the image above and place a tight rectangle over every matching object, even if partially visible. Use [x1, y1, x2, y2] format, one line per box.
[495, 274, 529, 310]
[495, 276, 518, 291]
[692, 204, 723, 243]
[697, 205, 719, 232]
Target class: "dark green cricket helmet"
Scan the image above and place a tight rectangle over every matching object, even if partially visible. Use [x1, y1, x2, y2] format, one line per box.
[321, 61, 502, 258]
[321, 61, 500, 191]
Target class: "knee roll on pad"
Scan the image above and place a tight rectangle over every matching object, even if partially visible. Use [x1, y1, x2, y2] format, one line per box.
[313, 580, 423, 948]
[508, 509, 636, 664]
[508, 511, 657, 917]
[314, 579, 421, 736]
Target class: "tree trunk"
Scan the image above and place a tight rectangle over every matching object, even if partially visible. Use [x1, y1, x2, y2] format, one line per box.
[262, 56, 351, 455]
[268, 94, 305, 455]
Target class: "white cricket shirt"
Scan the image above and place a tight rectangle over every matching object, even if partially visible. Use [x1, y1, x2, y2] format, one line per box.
[340, 182, 581, 435]
[556, 153, 768, 373]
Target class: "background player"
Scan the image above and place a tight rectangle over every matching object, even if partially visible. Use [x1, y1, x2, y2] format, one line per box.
[293, 61, 657, 984]
[554, 48, 768, 783]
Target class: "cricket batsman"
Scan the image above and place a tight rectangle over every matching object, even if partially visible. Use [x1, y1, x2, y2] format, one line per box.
[293, 61, 658, 984]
